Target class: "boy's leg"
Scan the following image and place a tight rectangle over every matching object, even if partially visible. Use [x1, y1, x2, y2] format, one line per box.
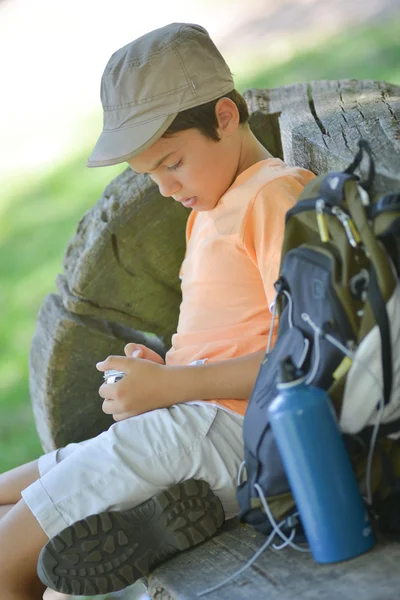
[0, 459, 75, 600]
[0, 459, 41, 521]
[39, 478, 223, 596]
[21, 404, 243, 595]
[0, 459, 41, 504]
[0, 498, 48, 600]
[0, 504, 14, 519]
[0, 459, 67, 599]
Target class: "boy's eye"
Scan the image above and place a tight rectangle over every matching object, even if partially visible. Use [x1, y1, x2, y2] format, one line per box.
[167, 159, 183, 172]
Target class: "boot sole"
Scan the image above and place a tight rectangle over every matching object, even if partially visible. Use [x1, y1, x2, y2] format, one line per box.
[37, 479, 224, 596]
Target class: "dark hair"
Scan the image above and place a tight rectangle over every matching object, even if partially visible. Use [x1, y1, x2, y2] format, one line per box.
[163, 89, 249, 142]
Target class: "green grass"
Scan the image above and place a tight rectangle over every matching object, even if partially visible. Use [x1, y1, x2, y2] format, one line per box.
[0, 16, 399, 475]
[0, 154, 125, 471]
[234, 15, 400, 90]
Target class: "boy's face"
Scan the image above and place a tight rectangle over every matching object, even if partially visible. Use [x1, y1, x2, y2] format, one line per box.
[127, 125, 240, 212]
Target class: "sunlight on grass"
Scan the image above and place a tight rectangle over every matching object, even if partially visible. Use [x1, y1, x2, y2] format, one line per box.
[235, 16, 400, 90]
[0, 16, 399, 474]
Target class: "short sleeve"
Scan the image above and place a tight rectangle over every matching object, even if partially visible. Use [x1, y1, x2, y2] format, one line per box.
[179, 209, 197, 279]
[240, 175, 306, 308]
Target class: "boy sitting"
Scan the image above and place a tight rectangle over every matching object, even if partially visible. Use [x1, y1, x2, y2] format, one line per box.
[0, 22, 314, 599]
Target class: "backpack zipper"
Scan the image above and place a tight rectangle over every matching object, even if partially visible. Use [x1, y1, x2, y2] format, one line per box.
[331, 206, 361, 248]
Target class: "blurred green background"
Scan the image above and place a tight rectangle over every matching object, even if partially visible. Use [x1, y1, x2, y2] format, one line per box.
[1, 4, 400, 476]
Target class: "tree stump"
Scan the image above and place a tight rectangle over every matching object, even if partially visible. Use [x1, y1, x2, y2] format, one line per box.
[29, 78, 400, 452]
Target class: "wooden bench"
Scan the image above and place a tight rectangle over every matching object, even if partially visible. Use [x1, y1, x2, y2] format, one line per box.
[29, 79, 400, 599]
[148, 519, 400, 600]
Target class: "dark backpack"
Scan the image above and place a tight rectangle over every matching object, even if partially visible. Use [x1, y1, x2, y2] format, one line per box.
[237, 140, 400, 537]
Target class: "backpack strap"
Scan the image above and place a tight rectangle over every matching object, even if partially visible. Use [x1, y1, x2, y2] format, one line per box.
[344, 148, 397, 411]
[344, 139, 375, 192]
[320, 172, 358, 205]
[367, 263, 393, 406]
[368, 193, 400, 220]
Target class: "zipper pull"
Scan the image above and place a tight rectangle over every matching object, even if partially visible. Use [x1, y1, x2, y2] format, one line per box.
[315, 199, 330, 242]
[347, 218, 361, 245]
[331, 206, 361, 248]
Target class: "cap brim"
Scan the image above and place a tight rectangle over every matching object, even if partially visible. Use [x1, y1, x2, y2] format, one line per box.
[86, 112, 178, 168]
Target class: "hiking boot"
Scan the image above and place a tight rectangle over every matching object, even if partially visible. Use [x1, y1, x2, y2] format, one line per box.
[37, 478, 225, 596]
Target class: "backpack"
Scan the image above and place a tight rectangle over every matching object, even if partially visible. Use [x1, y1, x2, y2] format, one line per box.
[237, 139, 400, 538]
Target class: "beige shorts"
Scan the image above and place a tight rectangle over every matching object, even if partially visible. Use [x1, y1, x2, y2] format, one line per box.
[21, 403, 244, 539]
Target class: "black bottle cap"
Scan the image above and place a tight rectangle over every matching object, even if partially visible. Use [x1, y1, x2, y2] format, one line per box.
[277, 356, 305, 384]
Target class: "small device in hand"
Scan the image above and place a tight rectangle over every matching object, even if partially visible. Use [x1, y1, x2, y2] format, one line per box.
[104, 370, 125, 384]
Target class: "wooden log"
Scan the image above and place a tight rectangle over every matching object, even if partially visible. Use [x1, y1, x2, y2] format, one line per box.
[29, 293, 165, 450]
[61, 168, 189, 346]
[244, 79, 400, 192]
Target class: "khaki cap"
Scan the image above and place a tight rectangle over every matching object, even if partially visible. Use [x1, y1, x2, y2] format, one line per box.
[87, 23, 234, 168]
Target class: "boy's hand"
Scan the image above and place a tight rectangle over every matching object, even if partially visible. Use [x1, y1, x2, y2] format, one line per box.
[96, 348, 266, 420]
[123, 342, 165, 364]
[97, 344, 167, 420]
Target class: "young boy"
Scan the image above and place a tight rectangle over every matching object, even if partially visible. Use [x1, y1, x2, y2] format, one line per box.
[0, 23, 315, 599]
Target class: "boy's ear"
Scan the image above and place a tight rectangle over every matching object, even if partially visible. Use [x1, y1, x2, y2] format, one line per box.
[215, 97, 240, 137]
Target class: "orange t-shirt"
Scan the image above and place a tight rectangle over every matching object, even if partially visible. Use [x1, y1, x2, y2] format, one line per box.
[165, 158, 315, 415]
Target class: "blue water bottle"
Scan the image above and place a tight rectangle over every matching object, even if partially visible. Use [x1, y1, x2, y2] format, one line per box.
[268, 357, 375, 563]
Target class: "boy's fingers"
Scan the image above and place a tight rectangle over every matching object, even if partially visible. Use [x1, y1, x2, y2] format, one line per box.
[101, 398, 117, 415]
[99, 383, 129, 412]
[99, 385, 124, 412]
[102, 399, 133, 419]
[98, 383, 116, 401]
[124, 343, 139, 356]
[96, 356, 129, 372]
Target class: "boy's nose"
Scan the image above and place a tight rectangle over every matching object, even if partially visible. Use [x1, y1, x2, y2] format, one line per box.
[154, 176, 181, 198]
